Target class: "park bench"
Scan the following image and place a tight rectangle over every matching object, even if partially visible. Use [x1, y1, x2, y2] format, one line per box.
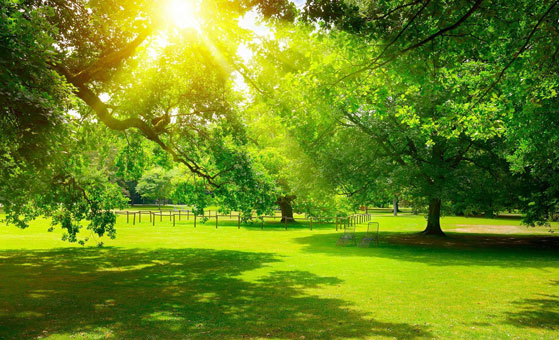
[337, 222, 356, 246]
[358, 222, 379, 247]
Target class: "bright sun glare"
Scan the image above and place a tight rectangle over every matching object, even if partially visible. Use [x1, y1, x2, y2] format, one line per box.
[165, 0, 201, 31]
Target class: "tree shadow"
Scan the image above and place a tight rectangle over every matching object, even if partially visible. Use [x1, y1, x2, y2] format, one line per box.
[294, 232, 559, 268]
[0, 247, 431, 339]
[503, 292, 559, 331]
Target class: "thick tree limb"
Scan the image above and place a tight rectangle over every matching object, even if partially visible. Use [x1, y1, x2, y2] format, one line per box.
[71, 27, 153, 84]
[73, 82, 221, 186]
[448, 138, 473, 169]
[373, 0, 432, 63]
[57, 68, 221, 186]
[51, 24, 225, 186]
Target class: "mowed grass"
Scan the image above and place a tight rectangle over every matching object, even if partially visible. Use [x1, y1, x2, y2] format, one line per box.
[0, 210, 558, 340]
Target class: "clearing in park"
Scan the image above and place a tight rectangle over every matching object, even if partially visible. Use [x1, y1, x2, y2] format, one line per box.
[1, 208, 558, 340]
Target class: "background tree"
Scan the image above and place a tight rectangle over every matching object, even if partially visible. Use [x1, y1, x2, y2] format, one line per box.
[136, 167, 176, 207]
[245, 95, 353, 221]
[505, 93, 559, 225]
[293, 0, 559, 230]
[243, 2, 556, 234]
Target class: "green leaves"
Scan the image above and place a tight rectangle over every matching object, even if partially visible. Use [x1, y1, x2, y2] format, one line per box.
[241, 0, 559, 229]
[136, 167, 176, 204]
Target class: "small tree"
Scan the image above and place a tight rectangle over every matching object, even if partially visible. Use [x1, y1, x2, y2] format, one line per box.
[245, 101, 351, 222]
[136, 168, 174, 207]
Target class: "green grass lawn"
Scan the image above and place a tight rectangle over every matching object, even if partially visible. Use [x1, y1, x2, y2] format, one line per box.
[1, 211, 558, 340]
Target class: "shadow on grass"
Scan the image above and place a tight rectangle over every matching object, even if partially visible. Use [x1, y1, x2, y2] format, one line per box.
[294, 232, 559, 268]
[0, 247, 431, 340]
[504, 291, 559, 331]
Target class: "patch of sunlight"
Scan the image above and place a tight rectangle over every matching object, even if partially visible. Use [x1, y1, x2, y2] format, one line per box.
[94, 299, 116, 311]
[15, 311, 43, 318]
[143, 311, 185, 322]
[97, 263, 155, 272]
[43, 327, 113, 340]
[147, 32, 170, 60]
[151, 259, 170, 265]
[98, 92, 111, 103]
[194, 292, 217, 302]
[238, 9, 273, 38]
[28, 289, 55, 299]
[28, 293, 47, 299]
[80, 255, 103, 260]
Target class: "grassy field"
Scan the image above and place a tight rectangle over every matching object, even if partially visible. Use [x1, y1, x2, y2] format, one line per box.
[0, 210, 558, 340]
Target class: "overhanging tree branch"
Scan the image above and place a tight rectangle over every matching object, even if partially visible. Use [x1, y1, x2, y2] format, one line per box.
[329, 0, 483, 87]
[476, 0, 559, 103]
[365, 0, 422, 22]
[373, 0, 432, 63]
[400, 0, 483, 54]
[71, 27, 153, 84]
[51, 24, 226, 186]
[73, 82, 221, 186]
[342, 110, 407, 166]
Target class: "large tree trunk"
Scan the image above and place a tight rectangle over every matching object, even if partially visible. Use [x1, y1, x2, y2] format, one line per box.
[277, 195, 295, 223]
[421, 198, 445, 236]
[393, 196, 399, 216]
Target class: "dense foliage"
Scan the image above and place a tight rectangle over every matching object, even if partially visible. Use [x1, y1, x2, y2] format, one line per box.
[1, 0, 558, 239]
[244, 0, 559, 233]
[0, 0, 283, 241]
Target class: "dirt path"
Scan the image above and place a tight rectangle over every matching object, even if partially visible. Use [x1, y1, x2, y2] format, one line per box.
[451, 224, 540, 234]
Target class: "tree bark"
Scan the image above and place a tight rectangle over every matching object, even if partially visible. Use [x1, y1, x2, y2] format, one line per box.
[393, 196, 399, 216]
[277, 196, 295, 223]
[421, 198, 445, 236]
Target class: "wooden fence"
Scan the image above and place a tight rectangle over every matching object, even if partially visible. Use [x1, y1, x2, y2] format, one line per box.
[113, 209, 374, 231]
